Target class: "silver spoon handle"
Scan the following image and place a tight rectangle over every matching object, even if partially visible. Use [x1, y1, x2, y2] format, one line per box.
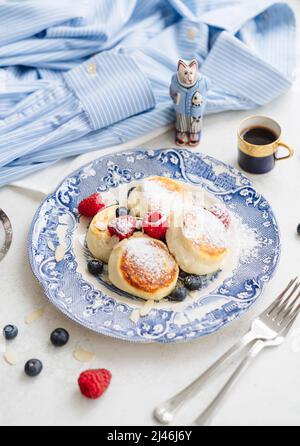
[154, 332, 256, 424]
[193, 341, 265, 426]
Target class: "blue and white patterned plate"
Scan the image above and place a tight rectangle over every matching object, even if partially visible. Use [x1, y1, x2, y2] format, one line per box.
[28, 149, 280, 343]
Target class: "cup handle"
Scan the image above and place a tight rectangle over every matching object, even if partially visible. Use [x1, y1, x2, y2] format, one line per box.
[274, 141, 294, 161]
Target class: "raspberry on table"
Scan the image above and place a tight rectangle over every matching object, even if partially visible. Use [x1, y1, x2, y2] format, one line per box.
[78, 368, 112, 400]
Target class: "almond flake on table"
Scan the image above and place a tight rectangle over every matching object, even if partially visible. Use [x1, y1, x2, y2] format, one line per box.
[4, 347, 17, 366]
[73, 348, 96, 363]
[24, 307, 45, 324]
[0, 332, 6, 355]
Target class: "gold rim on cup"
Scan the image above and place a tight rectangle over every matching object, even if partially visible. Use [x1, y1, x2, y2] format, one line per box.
[237, 115, 294, 160]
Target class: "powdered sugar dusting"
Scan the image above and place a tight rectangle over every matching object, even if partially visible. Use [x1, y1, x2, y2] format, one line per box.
[230, 214, 260, 263]
[108, 215, 136, 238]
[183, 207, 229, 249]
[124, 237, 176, 283]
[139, 178, 202, 215]
[142, 179, 180, 213]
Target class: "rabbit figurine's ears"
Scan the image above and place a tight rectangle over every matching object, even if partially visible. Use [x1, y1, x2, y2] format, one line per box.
[177, 59, 198, 71]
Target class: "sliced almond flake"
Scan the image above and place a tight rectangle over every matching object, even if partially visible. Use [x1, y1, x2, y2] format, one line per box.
[140, 300, 154, 317]
[55, 243, 66, 262]
[95, 222, 107, 231]
[0, 333, 6, 354]
[4, 348, 17, 366]
[73, 348, 95, 363]
[24, 307, 45, 324]
[130, 309, 140, 324]
[47, 240, 56, 251]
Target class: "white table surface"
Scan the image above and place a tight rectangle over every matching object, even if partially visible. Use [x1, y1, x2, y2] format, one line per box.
[1, 1, 300, 427]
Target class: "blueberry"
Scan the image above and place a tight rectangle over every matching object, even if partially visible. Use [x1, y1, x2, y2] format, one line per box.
[297, 223, 300, 236]
[184, 275, 203, 291]
[169, 287, 188, 302]
[179, 270, 189, 280]
[3, 324, 18, 340]
[116, 207, 130, 218]
[50, 328, 69, 347]
[24, 359, 43, 377]
[87, 259, 104, 275]
[127, 187, 136, 198]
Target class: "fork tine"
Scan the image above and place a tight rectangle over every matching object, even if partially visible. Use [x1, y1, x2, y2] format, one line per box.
[279, 293, 300, 327]
[280, 301, 300, 334]
[269, 281, 299, 317]
[273, 285, 300, 320]
[264, 277, 298, 317]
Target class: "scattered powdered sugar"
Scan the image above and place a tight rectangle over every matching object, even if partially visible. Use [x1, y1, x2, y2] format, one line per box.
[142, 179, 178, 212]
[140, 178, 202, 215]
[109, 216, 136, 237]
[182, 206, 229, 248]
[230, 214, 260, 263]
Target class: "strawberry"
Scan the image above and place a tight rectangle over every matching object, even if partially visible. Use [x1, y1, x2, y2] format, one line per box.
[78, 368, 112, 400]
[78, 193, 105, 218]
[108, 215, 136, 240]
[142, 211, 168, 239]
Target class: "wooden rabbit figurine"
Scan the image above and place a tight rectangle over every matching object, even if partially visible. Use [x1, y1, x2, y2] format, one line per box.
[170, 59, 209, 147]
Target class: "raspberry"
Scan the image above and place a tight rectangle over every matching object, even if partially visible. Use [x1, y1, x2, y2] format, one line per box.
[78, 193, 105, 218]
[142, 211, 168, 239]
[78, 368, 112, 400]
[108, 215, 136, 240]
[208, 205, 230, 229]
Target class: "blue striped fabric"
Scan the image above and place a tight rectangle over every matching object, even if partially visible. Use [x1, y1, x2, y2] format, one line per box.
[64, 52, 156, 131]
[0, 0, 296, 186]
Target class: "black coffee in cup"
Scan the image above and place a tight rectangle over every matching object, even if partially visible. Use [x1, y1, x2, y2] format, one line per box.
[238, 116, 293, 174]
[242, 126, 277, 146]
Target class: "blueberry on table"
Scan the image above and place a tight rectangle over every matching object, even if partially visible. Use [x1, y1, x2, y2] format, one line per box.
[50, 328, 69, 347]
[3, 324, 18, 340]
[24, 359, 43, 377]
[87, 259, 104, 275]
[116, 207, 130, 218]
[170, 287, 188, 302]
[184, 275, 203, 291]
[297, 223, 300, 236]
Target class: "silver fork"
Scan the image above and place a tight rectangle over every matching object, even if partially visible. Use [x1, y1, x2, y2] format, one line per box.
[194, 296, 300, 426]
[154, 278, 300, 425]
[0, 209, 12, 262]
